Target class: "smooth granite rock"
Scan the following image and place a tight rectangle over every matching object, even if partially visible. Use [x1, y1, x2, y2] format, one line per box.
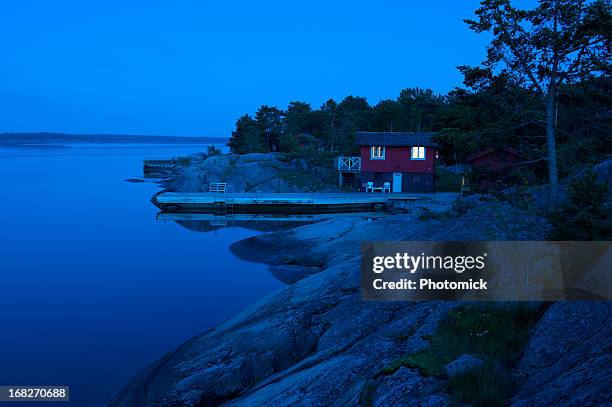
[165, 152, 340, 193]
[109, 197, 462, 407]
[510, 302, 612, 407]
[268, 264, 323, 285]
[110, 159, 612, 406]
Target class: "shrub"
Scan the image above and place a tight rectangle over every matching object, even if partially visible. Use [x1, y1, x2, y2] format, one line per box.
[548, 169, 610, 240]
[467, 166, 538, 192]
[207, 145, 221, 156]
[435, 166, 461, 192]
[279, 133, 300, 154]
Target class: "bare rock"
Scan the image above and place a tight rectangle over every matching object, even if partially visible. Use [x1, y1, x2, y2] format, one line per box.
[268, 264, 323, 285]
[510, 302, 612, 407]
[374, 367, 449, 407]
[109, 209, 463, 407]
[165, 152, 338, 193]
[110, 191, 579, 406]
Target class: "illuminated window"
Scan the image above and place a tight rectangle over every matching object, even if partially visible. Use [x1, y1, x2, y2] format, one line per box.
[370, 146, 385, 160]
[411, 146, 425, 160]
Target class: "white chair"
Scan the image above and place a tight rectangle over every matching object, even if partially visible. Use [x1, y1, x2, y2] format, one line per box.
[366, 182, 374, 192]
[209, 182, 227, 193]
[383, 182, 391, 193]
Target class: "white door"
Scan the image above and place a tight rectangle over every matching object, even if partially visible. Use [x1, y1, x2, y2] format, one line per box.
[392, 172, 402, 193]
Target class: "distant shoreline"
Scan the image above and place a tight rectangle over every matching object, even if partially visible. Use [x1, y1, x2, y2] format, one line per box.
[0, 132, 227, 146]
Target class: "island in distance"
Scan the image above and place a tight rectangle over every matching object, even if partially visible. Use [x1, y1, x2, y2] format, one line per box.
[0, 132, 226, 146]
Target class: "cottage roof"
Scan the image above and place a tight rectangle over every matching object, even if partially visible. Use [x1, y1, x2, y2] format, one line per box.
[355, 131, 435, 147]
[466, 147, 522, 162]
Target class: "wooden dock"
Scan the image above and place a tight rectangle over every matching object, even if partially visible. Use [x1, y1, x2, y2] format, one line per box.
[153, 192, 427, 213]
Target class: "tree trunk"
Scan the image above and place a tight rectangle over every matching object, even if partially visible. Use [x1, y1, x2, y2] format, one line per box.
[545, 92, 559, 198]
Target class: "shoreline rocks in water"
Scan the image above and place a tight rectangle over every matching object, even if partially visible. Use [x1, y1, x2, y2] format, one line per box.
[268, 264, 323, 285]
[110, 154, 612, 406]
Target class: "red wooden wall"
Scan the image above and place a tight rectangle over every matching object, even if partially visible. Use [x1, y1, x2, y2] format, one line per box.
[471, 151, 521, 172]
[360, 146, 435, 173]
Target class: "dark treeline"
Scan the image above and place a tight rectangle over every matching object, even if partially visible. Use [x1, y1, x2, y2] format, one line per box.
[228, 88, 443, 158]
[229, 0, 611, 185]
[228, 75, 610, 178]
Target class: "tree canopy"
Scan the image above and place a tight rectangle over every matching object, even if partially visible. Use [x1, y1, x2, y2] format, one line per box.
[463, 0, 611, 187]
[227, 1, 610, 186]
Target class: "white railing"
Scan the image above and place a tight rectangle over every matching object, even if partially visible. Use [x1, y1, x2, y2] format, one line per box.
[337, 156, 361, 171]
[209, 182, 227, 193]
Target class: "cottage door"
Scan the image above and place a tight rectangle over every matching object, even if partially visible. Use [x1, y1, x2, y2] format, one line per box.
[392, 172, 402, 193]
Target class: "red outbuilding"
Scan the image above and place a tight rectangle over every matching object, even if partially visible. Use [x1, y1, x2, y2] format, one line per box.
[466, 147, 523, 172]
[355, 131, 436, 192]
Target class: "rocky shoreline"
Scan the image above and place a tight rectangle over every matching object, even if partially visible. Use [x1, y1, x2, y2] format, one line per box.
[109, 153, 611, 406]
[162, 152, 341, 194]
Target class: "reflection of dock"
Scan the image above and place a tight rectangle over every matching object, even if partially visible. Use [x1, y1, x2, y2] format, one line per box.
[153, 192, 426, 213]
[157, 211, 384, 224]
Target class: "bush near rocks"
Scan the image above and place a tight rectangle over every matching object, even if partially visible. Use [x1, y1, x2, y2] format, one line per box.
[548, 169, 610, 240]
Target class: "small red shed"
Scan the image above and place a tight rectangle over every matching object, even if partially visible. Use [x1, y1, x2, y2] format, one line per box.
[355, 131, 436, 192]
[466, 147, 523, 172]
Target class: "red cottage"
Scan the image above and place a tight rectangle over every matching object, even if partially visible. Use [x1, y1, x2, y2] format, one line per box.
[355, 131, 436, 192]
[466, 147, 523, 172]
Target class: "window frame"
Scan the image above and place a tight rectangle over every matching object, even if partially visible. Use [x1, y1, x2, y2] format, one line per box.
[411, 146, 426, 160]
[370, 146, 386, 160]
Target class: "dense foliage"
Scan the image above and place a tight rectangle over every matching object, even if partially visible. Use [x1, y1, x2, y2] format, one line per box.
[228, 76, 610, 180]
[464, 0, 611, 186]
[548, 169, 611, 239]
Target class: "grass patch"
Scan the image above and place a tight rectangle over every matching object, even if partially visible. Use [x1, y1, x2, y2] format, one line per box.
[436, 166, 462, 192]
[381, 352, 441, 376]
[358, 380, 376, 407]
[382, 304, 544, 405]
[447, 360, 510, 407]
[417, 208, 454, 221]
[278, 168, 335, 192]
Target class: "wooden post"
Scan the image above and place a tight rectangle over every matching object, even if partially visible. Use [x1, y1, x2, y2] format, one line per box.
[338, 171, 344, 187]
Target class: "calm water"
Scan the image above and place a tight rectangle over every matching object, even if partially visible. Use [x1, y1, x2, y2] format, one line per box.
[0, 144, 284, 406]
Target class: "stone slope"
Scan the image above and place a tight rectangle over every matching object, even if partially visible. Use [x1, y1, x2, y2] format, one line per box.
[110, 198, 558, 406]
[166, 153, 339, 193]
[111, 159, 612, 406]
[511, 302, 612, 407]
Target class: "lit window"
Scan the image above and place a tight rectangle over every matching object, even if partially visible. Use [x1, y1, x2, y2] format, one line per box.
[370, 146, 385, 160]
[411, 146, 425, 160]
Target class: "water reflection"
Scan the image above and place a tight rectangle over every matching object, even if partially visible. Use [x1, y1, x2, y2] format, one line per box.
[156, 211, 385, 233]
[0, 143, 284, 407]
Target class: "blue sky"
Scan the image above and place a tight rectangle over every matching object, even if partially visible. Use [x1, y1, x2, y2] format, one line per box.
[1, 1, 492, 137]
